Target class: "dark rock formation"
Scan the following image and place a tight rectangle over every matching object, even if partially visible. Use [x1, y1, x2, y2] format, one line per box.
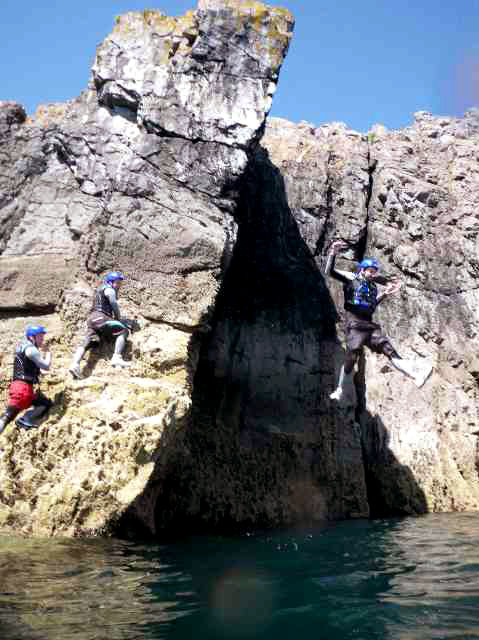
[0, 1, 478, 538]
[123, 145, 368, 536]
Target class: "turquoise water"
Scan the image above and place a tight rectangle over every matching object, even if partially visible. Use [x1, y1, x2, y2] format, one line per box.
[2, 513, 479, 639]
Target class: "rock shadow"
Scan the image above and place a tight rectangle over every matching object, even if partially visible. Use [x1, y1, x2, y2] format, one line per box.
[42, 389, 71, 427]
[356, 356, 428, 516]
[361, 411, 429, 517]
[79, 344, 113, 377]
[114, 146, 427, 540]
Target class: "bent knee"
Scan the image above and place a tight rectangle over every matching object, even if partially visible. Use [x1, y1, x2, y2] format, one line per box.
[380, 341, 397, 358]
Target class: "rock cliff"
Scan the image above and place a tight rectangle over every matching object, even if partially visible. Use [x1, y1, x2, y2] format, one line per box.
[1, 1, 478, 538]
[262, 114, 479, 515]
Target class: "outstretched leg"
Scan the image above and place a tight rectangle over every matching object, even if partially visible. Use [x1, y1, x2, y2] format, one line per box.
[69, 315, 103, 379]
[389, 355, 432, 388]
[69, 344, 87, 379]
[110, 326, 131, 368]
[372, 332, 432, 388]
[69, 334, 98, 379]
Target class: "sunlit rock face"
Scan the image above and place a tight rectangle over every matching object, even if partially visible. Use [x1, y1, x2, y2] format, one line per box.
[0, 1, 299, 537]
[261, 112, 479, 516]
[1, 0, 478, 539]
[93, 2, 293, 147]
[0, 2, 294, 321]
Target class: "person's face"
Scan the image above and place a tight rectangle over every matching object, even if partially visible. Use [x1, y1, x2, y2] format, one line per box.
[34, 334, 45, 348]
[111, 279, 122, 291]
[362, 267, 378, 280]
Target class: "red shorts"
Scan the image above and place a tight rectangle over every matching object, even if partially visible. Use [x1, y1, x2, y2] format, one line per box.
[8, 380, 36, 410]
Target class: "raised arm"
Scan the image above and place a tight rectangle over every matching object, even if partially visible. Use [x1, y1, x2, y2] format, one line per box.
[25, 345, 51, 372]
[324, 240, 355, 283]
[376, 280, 402, 305]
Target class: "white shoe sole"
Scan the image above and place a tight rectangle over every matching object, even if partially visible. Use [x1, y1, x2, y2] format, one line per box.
[414, 363, 433, 388]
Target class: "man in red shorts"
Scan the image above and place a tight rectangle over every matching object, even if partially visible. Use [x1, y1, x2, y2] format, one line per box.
[0, 325, 53, 434]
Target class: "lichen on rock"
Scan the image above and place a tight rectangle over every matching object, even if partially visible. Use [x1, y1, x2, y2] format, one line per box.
[94, 0, 293, 147]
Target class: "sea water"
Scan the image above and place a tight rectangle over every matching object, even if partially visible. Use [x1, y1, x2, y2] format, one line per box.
[1, 513, 479, 639]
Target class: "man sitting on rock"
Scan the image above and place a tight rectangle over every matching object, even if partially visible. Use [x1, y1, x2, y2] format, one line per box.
[0, 325, 53, 434]
[325, 240, 432, 402]
[69, 271, 131, 379]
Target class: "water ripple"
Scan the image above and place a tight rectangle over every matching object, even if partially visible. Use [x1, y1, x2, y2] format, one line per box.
[1, 514, 479, 639]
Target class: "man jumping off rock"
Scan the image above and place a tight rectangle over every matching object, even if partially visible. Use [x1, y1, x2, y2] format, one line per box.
[325, 240, 432, 402]
[0, 325, 53, 434]
[69, 271, 131, 379]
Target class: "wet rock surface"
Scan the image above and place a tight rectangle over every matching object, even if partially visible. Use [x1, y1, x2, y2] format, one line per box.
[0, 2, 478, 538]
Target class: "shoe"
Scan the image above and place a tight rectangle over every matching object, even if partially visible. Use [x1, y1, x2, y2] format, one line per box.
[330, 388, 343, 401]
[69, 364, 82, 379]
[391, 357, 415, 379]
[413, 362, 433, 388]
[0, 417, 7, 436]
[111, 355, 131, 368]
[391, 357, 432, 388]
[16, 417, 36, 430]
[16, 403, 49, 430]
[330, 365, 354, 403]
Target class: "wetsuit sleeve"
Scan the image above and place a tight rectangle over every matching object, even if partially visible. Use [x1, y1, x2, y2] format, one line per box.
[324, 252, 355, 284]
[24, 346, 51, 371]
[104, 286, 121, 320]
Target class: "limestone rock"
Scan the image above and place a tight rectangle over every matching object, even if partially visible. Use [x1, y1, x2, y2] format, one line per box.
[0, 1, 296, 537]
[133, 146, 369, 534]
[1, 1, 478, 539]
[263, 113, 479, 516]
[94, 4, 293, 147]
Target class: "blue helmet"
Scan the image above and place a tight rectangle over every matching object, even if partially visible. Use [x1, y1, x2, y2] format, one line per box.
[104, 271, 125, 284]
[358, 258, 379, 271]
[26, 325, 47, 338]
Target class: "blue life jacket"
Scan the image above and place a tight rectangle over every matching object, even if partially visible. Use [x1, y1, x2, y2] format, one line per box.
[344, 277, 378, 315]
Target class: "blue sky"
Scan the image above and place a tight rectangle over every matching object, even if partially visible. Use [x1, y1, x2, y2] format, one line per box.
[2, 0, 479, 132]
